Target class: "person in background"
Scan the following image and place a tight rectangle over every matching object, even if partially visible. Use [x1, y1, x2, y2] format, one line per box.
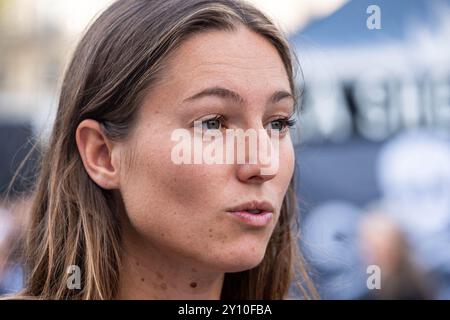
[358, 212, 434, 300]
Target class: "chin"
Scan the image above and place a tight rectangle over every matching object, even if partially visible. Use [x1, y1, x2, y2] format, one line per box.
[218, 245, 268, 273]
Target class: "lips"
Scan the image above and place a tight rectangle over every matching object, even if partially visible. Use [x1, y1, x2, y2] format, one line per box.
[227, 200, 275, 215]
[226, 200, 275, 227]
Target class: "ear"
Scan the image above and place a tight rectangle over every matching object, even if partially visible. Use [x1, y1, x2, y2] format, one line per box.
[76, 119, 120, 190]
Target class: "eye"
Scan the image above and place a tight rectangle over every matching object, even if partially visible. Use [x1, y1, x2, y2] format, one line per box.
[266, 117, 297, 132]
[201, 116, 224, 131]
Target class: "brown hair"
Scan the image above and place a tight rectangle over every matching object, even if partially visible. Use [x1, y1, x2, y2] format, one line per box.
[18, 0, 317, 299]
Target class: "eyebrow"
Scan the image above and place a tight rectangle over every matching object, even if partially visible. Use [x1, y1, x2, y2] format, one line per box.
[183, 86, 296, 106]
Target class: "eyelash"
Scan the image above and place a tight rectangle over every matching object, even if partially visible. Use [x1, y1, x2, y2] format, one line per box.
[199, 115, 297, 132]
[271, 117, 297, 131]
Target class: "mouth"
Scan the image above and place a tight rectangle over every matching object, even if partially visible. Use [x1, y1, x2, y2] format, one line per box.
[226, 200, 275, 227]
[227, 200, 275, 214]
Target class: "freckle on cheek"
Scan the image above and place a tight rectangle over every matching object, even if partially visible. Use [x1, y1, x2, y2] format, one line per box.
[190, 282, 198, 288]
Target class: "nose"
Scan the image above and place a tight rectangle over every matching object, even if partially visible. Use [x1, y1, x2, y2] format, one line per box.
[235, 127, 279, 184]
[236, 163, 277, 184]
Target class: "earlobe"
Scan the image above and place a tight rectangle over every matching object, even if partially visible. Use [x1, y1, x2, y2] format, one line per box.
[76, 119, 120, 190]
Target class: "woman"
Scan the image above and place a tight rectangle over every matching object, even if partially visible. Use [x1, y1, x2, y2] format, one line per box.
[17, 0, 317, 299]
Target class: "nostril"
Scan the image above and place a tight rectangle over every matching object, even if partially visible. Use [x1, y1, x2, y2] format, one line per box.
[248, 175, 266, 183]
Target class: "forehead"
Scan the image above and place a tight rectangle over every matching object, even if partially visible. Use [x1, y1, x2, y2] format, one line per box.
[160, 26, 291, 96]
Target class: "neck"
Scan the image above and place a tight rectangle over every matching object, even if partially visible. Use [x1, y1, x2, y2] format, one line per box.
[116, 229, 225, 300]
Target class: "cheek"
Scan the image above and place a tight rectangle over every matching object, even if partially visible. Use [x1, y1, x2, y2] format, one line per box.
[119, 132, 230, 231]
[120, 135, 241, 266]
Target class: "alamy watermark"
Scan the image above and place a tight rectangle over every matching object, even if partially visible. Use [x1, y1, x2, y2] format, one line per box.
[67, 265, 81, 290]
[366, 265, 381, 290]
[171, 121, 281, 176]
[367, 5, 382, 30]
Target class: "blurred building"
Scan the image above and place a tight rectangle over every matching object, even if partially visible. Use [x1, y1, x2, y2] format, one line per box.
[0, 0, 111, 131]
[291, 0, 450, 144]
[0, 0, 62, 125]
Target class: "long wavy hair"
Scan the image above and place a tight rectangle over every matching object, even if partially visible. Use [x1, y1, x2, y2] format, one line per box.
[17, 0, 317, 299]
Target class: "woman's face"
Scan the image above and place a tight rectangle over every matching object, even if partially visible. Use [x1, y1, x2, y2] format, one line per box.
[118, 26, 295, 272]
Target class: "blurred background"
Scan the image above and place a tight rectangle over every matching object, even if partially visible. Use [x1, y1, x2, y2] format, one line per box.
[0, 0, 449, 299]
